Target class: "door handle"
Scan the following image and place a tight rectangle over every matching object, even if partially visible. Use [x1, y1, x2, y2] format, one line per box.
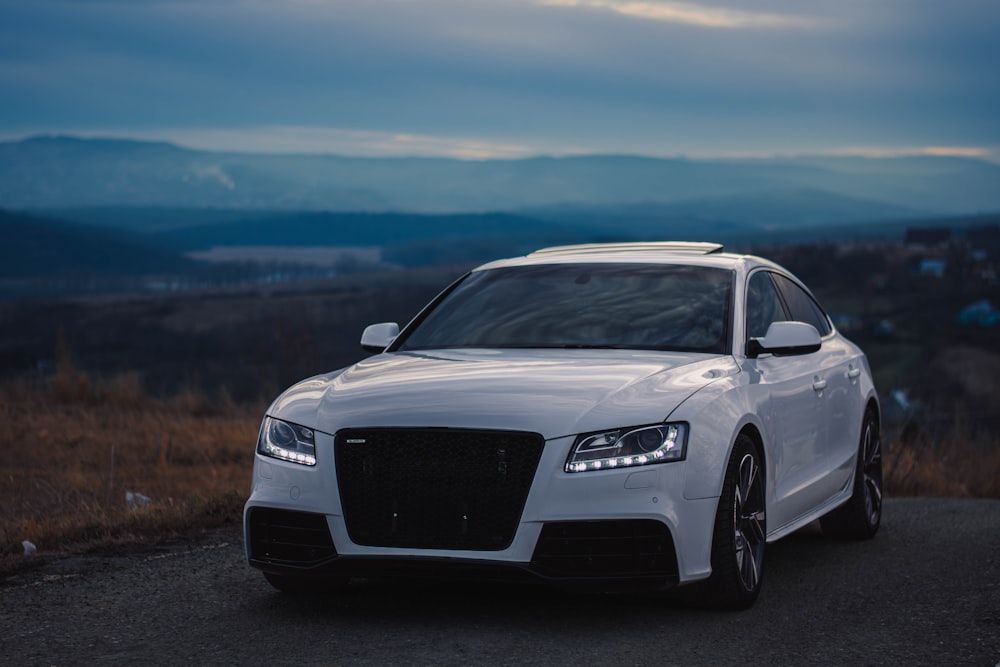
[847, 368, 861, 379]
[812, 380, 827, 392]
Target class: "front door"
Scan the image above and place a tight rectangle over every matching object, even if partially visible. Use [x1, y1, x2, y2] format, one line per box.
[744, 270, 829, 532]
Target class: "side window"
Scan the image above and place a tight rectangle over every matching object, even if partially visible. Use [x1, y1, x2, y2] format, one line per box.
[745, 272, 787, 340]
[771, 274, 832, 337]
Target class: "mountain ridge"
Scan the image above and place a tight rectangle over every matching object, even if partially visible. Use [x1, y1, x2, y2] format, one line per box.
[4, 135, 999, 216]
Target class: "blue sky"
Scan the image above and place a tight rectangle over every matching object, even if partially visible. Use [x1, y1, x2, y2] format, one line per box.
[1, 0, 998, 159]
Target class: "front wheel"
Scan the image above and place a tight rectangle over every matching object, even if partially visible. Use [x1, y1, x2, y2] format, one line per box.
[699, 435, 767, 610]
[820, 407, 883, 539]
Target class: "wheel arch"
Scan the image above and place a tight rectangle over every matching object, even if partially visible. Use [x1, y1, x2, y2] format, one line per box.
[681, 411, 769, 501]
[737, 423, 766, 478]
[732, 423, 769, 517]
[865, 397, 881, 427]
[859, 395, 881, 463]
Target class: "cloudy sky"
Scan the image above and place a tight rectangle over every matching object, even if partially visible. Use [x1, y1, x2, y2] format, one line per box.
[1, 0, 998, 159]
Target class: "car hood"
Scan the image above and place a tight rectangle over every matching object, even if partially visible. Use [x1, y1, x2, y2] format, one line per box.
[269, 348, 737, 440]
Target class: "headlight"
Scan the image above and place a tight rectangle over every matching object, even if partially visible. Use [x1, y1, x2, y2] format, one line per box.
[258, 416, 317, 466]
[565, 423, 687, 473]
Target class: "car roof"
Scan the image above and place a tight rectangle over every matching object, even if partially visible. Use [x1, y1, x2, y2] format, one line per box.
[474, 241, 782, 274]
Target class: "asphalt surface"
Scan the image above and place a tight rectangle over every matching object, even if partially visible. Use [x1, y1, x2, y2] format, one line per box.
[2, 498, 999, 666]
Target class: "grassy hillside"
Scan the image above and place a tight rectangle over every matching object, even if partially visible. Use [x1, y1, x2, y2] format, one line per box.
[0, 209, 194, 278]
[0, 265, 464, 398]
[35, 206, 280, 232]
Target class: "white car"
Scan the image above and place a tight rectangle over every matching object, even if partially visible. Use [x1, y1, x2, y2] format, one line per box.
[244, 242, 882, 609]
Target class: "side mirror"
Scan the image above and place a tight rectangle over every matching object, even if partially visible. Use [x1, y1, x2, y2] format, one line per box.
[746, 321, 821, 358]
[360, 322, 400, 353]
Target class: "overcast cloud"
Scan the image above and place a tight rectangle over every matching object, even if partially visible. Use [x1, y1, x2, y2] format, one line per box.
[0, 0, 998, 159]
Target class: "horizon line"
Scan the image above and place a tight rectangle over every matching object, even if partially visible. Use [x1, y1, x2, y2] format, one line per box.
[2, 130, 998, 165]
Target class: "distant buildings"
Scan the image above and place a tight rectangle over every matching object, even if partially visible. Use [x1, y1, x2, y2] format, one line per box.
[903, 222, 999, 285]
[958, 300, 999, 327]
[918, 258, 946, 278]
[904, 227, 952, 247]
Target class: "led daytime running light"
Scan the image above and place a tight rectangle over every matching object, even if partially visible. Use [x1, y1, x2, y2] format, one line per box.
[260, 440, 317, 466]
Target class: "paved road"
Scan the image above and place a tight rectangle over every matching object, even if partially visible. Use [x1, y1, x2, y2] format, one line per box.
[2, 498, 999, 665]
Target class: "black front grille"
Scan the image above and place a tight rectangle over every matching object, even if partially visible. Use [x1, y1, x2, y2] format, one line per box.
[335, 428, 544, 550]
[531, 520, 678, 579]
[247, 507, 337, 567]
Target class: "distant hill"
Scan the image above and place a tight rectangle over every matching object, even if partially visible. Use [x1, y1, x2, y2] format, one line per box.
[34, 206, 280, 232]
[0, 209, 193, 278]
[3, 135, 999, 218]
[522, 188, 917, 234]
[152, 211, 585, 251]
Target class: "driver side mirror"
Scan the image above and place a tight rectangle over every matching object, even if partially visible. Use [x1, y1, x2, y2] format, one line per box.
[746, 321, 821, 358]
[360, 322, 399, 353]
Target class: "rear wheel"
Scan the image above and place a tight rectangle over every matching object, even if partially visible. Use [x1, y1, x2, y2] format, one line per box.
[821, 407, 883, 539]
[699, 435, 766, 610]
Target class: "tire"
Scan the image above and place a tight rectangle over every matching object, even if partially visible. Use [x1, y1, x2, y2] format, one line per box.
[820, 407, 883, 539]
[263, 572, 349, 594]
[699, 434, 767, 610]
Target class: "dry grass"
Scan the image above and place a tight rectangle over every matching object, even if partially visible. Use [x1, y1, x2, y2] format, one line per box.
[884, 416, 1000, 498]
[0, 363, 260, 571]
[880, 345, 1000, 498]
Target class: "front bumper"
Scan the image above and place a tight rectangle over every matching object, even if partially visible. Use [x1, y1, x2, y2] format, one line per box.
[248, 508, 680, 591]
[244, 432, 719, 589]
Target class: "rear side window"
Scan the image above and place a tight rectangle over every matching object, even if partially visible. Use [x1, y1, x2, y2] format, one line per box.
[771, 274, 832, 337]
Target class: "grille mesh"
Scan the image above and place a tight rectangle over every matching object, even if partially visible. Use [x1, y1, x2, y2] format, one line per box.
[336, 428, 544, 550]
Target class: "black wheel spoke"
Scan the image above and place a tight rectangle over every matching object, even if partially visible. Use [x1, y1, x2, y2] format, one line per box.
[746, 510, 767, 543]
[737, 527, 759, 589]
[865, 473, 882, 523]
[866, 430, 882, 466]
[866, 476, 883, 505]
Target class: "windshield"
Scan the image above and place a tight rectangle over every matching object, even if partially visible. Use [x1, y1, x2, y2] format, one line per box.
[396, 263, 733, 353]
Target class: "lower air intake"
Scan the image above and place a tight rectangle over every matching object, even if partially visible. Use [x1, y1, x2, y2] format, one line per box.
[247, 507, 337, 567]
[531, 519, 678, 578]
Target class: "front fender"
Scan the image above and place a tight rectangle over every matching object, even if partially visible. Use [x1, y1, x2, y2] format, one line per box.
[668, 368, 768, 501]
